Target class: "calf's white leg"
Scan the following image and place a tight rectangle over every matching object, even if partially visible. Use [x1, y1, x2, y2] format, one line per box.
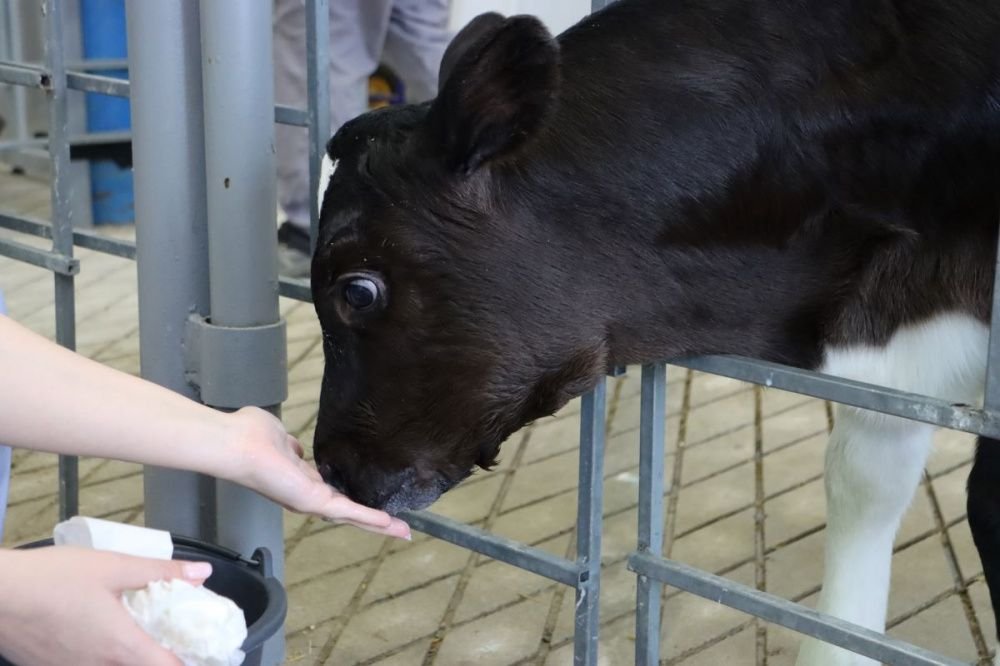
[796, 406, 933, 666]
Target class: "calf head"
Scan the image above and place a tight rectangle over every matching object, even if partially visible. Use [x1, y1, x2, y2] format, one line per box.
[310, 13, 608, 513]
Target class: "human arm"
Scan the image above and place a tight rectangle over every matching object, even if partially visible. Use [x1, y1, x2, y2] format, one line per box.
[0, 314, 408, 538]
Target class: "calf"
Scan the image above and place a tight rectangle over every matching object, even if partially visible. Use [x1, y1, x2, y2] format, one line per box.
[309, 0, 1000, 663]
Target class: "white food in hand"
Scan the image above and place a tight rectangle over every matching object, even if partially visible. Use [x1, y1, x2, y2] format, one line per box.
[122, 579, 248, 666]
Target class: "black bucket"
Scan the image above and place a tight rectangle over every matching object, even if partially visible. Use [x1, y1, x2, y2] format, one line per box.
[0, 535, 286, 666]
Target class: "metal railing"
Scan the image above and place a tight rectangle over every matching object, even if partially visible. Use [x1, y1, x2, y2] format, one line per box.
[1, 1, 996, 665]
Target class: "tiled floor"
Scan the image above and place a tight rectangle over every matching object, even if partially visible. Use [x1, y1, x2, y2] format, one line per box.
[0, 164, 994, 665]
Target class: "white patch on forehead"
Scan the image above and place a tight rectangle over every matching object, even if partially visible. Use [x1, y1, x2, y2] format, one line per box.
[317, 154, 338, 213]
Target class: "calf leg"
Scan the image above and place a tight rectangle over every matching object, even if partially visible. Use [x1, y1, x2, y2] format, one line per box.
[796, 406, 933, 666]
[967, 437, 1000, 665]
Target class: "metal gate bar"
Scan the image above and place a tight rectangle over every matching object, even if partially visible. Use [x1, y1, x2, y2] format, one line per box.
[674, 355, 1000, 438]
[629, 553, 966, 666]
[40, 0, 79, 522]
[635, 363, 667, 664]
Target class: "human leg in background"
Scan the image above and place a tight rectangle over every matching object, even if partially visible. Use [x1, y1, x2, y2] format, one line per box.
[272, 0, 392, 277]
[381, 0, 452, 103]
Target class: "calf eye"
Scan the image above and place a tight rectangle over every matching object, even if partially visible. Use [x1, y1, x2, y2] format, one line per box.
[344, 278, 378, 310]
[334, 271, 386, 316]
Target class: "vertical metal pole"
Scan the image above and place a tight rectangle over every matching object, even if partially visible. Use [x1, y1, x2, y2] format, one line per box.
[126, 0, 215, 540]
[43, 0, 79, 521]
[6, 1, 30, 143]
[574, 381, 607, 666]
[200, 3, 285, 662]
[984, 229, 1000, 410]
[306, 0, 330, 252]
[636, 364, 667, 665]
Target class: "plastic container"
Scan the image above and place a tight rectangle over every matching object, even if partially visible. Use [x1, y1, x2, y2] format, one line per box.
[80, 0, 134, 225]
[0, 535, 286, 666]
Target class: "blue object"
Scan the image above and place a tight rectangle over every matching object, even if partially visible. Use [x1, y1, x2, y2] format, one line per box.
[0, 289, 11, 541]
[81, 0, 133, 225]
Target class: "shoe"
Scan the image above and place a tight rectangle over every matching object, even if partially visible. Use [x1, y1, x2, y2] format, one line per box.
[277, 220, 312, 278]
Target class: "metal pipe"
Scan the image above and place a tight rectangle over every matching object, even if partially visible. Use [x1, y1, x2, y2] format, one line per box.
[635, 363, 667, 665]
[0, 237, 78, 275]
[5, 2, 29, 142]
[673, 355, 1000, 437]
[306, 0, 330, 251]
[0, 212, 136, 260]
[274, 104, 309, 127]
[985, 239, 1000, 409]
[126, 0, 215, 539]
[628, 553, 964, 666]
[200, 2, 286, 661]
[66, 70, 129, 97]
[574, 381, 607, 666]
[43, 0, 79, 521]
[400, 510, 584, 586]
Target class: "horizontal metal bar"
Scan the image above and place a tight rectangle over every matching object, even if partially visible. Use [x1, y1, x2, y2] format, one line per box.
[0, 130, 132, 152]
[278, 276, 311, 302]
[1, 63, 131, 98]
[74, 229, 136, 260]
[67, 58, 128, 71]
[400, 510, 584, 587]
[66, 71, 130, 97]
[13, 59, 129, 72]
[274, 104, 309, 127]
[0, 212, 136, 260]
[3, 61, 304, 126]
[0, 237, 79, 275]
[0, 61, 45, 87]
[672, 354, 1000, 438]
[628, 553, 964, 666]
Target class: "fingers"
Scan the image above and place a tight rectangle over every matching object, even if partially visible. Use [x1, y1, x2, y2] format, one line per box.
[331, 516, 412, 540]
[318, 492, 395, 528]
[120, 614, 184, 666]
[104, 554, 213, 592]
[129, 633, 184, 666]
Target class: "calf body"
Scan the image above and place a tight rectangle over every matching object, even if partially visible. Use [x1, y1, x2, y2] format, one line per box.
[309, 0, 1000, 662]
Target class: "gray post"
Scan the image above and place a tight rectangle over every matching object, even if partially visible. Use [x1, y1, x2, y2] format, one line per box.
[43, 0, 79, 521]
[635, 363, 667, 665]
[200, 2, 286, 662]
[306, 0, 330, 251]
[126, 0, 216, 539]
[574, 381, 607, 666]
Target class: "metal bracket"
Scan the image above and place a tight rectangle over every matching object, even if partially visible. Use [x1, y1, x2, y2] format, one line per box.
[184, 314, 288, 408]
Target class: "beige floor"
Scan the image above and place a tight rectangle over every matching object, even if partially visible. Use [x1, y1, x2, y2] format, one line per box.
[0, 164, 995, 665]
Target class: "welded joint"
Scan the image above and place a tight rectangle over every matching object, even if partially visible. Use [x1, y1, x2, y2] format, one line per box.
[184, 314, 288, 409]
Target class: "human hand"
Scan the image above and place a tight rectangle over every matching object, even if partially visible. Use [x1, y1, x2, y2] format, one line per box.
[222, 407, 411, 539]
[0, 546, 212, 666]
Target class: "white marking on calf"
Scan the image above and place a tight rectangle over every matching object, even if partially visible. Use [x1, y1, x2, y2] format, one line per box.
[317, 154, 338, 215]
[796, 313, 987, 666]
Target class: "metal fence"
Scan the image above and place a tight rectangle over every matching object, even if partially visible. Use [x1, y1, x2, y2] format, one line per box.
[0, 1, 996, 665]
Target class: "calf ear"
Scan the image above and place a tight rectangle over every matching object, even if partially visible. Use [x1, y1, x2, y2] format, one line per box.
[438, 12, 506, 92]
[428, 14, 560, 175]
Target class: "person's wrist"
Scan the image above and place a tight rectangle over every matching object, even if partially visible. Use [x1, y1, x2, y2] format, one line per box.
[212, 408, 256, 485]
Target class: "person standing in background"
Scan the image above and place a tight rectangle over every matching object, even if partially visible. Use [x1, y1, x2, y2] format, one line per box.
[273, 0, 452, 277]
